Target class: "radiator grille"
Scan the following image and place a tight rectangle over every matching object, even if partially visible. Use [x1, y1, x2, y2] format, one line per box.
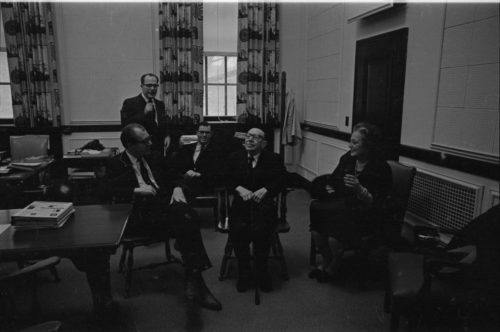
[407, 170, 483, 230]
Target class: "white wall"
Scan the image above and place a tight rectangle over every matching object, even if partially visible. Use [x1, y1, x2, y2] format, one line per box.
[55, 2, 158, 126]
[433, 3, 499, 162]
[280, 2, 499, 213]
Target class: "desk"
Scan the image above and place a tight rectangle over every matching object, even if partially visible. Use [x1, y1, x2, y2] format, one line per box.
[62, 148, 119, 172]
[0, 158, 54, 185]
[0, 204, 131, 312]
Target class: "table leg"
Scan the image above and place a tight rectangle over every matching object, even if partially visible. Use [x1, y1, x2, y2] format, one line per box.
[69, 253, 114, 314]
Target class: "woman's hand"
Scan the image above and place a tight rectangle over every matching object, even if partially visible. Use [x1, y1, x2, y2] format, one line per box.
[343, 174, 362, 194]
[325, 185, 335, 194]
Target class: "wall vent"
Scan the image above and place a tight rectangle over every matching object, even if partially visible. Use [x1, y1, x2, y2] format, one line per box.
[407, 170, 483, 230]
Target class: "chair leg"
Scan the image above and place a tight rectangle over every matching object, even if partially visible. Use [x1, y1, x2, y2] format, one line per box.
[125, 247, 134, 298]
[219, 237, 234, 281]
[118, 245, 127, 273]
[310, 236, 317, 267]
[274, 234, 289, 281]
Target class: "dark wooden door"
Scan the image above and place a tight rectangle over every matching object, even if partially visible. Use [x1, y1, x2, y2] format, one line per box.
[353, 28, 408, 160]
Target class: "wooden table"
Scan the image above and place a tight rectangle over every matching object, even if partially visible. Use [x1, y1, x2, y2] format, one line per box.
[0, 204, 131, 312]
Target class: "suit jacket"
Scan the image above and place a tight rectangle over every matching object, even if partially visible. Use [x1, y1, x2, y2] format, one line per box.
[226, 149, 286, 228]
[120, 94, 167, 151]
[171, 143, 221, 191]
[102, 151, 184, 205]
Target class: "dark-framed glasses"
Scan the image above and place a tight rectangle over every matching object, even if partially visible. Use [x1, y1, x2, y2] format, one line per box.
[245, 134, 264, 141]
[143, 84, 159, 89]
[136, 136, 152, 144]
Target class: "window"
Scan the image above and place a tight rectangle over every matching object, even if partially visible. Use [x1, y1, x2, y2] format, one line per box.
[0, 14, 13, 122]
[203, 54, 237, 118]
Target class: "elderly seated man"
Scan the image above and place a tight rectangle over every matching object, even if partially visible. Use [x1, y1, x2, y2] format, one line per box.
[102, 123, 222, 311]
[225, 127, 286, 293]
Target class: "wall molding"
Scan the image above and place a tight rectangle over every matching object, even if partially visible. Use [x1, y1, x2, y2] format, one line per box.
[301, 123, 499, 180]
[431, 143, 499, 164]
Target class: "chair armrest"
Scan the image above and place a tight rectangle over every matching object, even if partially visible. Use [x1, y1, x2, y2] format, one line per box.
[0, 256, 60, 282]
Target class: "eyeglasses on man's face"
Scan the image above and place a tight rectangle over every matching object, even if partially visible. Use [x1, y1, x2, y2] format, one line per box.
[245, 134, 264, 141]
[135, 136, 152, 144]
[197, 130, 211, 135]
[142, 84, 159, 89]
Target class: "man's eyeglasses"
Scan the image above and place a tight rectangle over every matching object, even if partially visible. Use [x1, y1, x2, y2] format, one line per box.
[197, 130, 211, 135]
[245, 134, 264, 141]
[135, 136, 152, 144]
[143, 84, 159, 89]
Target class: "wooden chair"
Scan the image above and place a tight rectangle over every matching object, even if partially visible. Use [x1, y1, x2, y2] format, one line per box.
[118, 236, 182, 298]
[0, 257, 61, 321]
[218, 188, 291, 304]
[309, 161, 417, 276]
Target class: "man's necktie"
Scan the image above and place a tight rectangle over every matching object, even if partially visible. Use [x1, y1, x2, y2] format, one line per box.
[139, 158, 152, 186]
[248, 155, 254, 170]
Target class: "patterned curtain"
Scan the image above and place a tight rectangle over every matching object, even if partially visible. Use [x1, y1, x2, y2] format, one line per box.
[1, 2, 61, 128]
[236, 2, 280, 125]
[159, 2, 203, 125]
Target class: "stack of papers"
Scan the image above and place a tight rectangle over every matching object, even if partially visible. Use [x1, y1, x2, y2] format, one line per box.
[11, 201, 75, 229]
[9, 157, 53, 171]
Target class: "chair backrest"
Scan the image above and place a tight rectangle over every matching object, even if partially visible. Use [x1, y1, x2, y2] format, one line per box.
[387, 160, 416, 221]
[10, 135, 49, 160]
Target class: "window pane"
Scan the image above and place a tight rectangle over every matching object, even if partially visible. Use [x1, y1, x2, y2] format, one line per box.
[227, 56, 237, 84]
[206, 56, 225, 84]
[227, 85, 236, 116]
[207, 85, 225, 116]
[0, 85, 13, 119]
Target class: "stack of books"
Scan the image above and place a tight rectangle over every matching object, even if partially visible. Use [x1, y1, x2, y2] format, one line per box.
[11, 201, 75, 230]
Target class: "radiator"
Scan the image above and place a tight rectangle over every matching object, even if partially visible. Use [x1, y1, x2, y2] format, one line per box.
[407, 169, 484, 230]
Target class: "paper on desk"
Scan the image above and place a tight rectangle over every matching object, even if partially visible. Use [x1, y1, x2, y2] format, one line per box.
[81, 149, 102, 155]
[0, 224, 10, 235]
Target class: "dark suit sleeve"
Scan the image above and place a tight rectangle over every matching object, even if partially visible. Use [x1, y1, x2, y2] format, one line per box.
[225, 151, 245, 192]
[121, 98, 145, 126]
[263, 153, 287, 197]
[101, 157, 136, 203]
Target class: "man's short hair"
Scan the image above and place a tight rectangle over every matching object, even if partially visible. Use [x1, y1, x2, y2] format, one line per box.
[121, 123, 146, 148]
[197, 121, 211, 131]
[140, 73, 159, 85]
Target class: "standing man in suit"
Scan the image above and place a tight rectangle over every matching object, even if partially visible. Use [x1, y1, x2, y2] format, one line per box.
[120, 73, 167, 152]
[172, 121, 220, 195]
[226, 128, 286, 293]
[103, 123, 222, 311]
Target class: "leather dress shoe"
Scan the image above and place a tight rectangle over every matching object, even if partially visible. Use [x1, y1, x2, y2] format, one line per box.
[198, 282, 222, 311]
[186, 272, 222, 311]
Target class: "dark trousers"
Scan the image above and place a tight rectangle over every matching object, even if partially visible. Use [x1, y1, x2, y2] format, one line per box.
[70, 254, 112, 312]
[126, 199, 212, 273]
[229, 200, 277, 268]
[230, 226, 273, 269]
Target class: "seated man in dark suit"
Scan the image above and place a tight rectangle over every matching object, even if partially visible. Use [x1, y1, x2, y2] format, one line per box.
[171, 122, 220, 195]
[103, 123, 222, 311]
[226, 128, 286, 293]
[120, 73, 167, 152]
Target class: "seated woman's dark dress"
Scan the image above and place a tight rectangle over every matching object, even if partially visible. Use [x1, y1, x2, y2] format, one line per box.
[310, 152, 392, 246]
